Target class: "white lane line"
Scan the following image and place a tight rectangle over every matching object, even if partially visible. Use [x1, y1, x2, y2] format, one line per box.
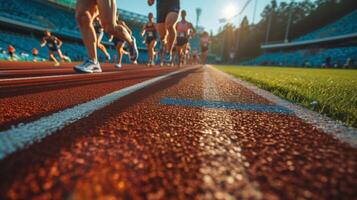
[0, 67, 194, 160]
[0, 71, 120, 82]
[209, 65, 357, 148]
[198, 70, 262, 199]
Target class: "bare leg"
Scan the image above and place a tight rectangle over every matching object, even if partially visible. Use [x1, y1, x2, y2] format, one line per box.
[76, 0, 97, 62]
[49, 52, 57, 63]
[97, 0, 133, 45]
[148, 40, 156, 64]
[157, 23, 167, 64]
[176, 45, 183, 66]
[201, 52, 207, 65]
[56, 50, 65, 61]
[98, 43, 110, 58]
[165, 12, 178, 56]
[97, 33, 110, 58]
[116, 42, 124, 65]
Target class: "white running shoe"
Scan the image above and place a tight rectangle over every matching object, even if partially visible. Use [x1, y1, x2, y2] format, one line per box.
[115, 63, 122, 69]
[74, 59, 102, 73]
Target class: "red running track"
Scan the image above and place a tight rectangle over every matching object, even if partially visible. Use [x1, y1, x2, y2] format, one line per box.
[0, 62, 356, 199]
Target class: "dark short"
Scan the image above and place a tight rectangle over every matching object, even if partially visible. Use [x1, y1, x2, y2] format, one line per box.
[201, 45, 209, 53]
[113, 37, 125, 47]
[97, 31, 104, 42]
[48, 45, 59, 52]
[145, 36, 157, 45]
[157, 0, 180, 23]
[176, 37, 188, 46]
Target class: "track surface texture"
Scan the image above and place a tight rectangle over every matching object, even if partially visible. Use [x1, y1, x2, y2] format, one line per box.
[0, 62, 356, 200]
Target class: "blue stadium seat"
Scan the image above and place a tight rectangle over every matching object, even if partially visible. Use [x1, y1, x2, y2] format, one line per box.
[294, 10, 357, 42]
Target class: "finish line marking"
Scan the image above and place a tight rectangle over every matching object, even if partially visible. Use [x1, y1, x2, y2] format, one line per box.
[0, 67, 196, 160]
[160, 98, 293, 114]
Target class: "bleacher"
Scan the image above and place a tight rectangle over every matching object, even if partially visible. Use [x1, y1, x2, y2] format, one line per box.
[0, 0, 148, 62]
[244, 10, 357, 68]
[242, 47, 357, 67]
[294, 10, 357, 42]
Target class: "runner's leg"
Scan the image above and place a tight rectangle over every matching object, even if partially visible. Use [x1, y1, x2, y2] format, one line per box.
[157, 23, 167, 65]
[76, 0, 98, 62]
[116, 42, 124, 66]
[165, 12, 178, 57]
[96, 0, 133, 45]
[97, 32, 110, 59]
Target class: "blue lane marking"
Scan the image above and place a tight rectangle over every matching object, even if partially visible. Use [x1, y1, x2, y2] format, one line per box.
[160, 98, 293, 114]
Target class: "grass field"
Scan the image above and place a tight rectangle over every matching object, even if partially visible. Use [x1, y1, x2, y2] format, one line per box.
[214, 65, 357, 128]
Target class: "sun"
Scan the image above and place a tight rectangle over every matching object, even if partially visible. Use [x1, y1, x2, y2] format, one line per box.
[223, 3, 238, 19]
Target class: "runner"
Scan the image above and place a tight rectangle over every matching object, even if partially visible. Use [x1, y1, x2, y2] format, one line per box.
[93, 16, 111, 61]
[109, 18, 133, 69]
[175, 10, 195, 67]
[74, 0, 138, 73]
[40, 30, 71, 66]
[7, 45, 15, 61]
[200, 31, 210, 65]
[192, 48, 199, 65]
[148, 0, 180, 66]
[31, 48, 39, 62]
[141, 12, 157, 66]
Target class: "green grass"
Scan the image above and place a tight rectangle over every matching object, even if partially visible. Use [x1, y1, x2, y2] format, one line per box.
[214, 65, 357, 128]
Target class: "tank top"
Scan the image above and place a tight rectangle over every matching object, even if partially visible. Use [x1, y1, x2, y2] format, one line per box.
[177, 20, 190, 38]
[201, 36, 209, 47]
[93, 18, 103, 33]
[145, 23, 156, 37]
[45, 36, 57, 48]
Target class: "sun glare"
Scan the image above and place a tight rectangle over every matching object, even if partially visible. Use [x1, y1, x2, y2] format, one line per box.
[223, 3, 238, 19]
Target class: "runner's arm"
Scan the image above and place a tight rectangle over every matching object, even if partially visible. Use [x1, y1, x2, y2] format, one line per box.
[55, 37, 63, 47]
[108, 35, 114, 42]
[122, 21, 132, 35]
[40, 38, 46, 47]
[190, 23, 197, 37]
[141, 25, 146, 37]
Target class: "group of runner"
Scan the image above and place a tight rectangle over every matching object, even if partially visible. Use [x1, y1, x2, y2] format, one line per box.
[39, 0, 210, 71]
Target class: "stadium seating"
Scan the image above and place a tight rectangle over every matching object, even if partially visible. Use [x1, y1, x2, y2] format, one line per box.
[0, 0, 77, 32]
[244, 10, 357, 67]
[0, 0, 152, 63]
[294, 10, 357, 42]
[242, 46, 357, 67]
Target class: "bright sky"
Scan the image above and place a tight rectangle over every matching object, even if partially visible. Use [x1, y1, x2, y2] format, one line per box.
[117, 0, 299, 34]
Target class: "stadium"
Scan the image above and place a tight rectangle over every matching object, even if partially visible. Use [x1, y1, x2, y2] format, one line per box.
[0, 0, 356, 199]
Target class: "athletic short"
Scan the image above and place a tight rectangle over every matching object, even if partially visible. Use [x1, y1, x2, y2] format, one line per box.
[201, 45, 209, 53]
[176, 37, 188, 46]
[48, 44, 59, 52]
[145, 36, 156, 45]
[113, 37, 125, 46]
[157, 0, 180, 23]
[97, 31, 104, 42]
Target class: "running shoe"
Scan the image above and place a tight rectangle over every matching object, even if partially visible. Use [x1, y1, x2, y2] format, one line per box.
[128, 36, 138, 62]
[115, 63, 122, 69]
[106, 54, 111, 61]
[165, 52, 172, 64]
[54, 62, 60, 67]
[63, 56, 72, 62]
[74, 59, 102, 73]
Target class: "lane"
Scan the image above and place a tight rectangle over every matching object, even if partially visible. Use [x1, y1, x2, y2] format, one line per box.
[0, 66, 356, 199]
[0, 63, 148, 79]
[0, 64, 186, 131]
[0, 67, 196, 159]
